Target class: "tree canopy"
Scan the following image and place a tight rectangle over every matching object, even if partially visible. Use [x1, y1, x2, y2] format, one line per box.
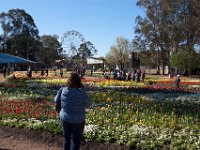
[77, 41, 97, 65]
[105, 37, 130, 70]
[0, 9, 40, 59]
[0, 9, 39, 39]
[38, 35, 63, 66]
[0, 9, 63, 65]
[133, 0, 200, 74]
[170, 49, 200, 74]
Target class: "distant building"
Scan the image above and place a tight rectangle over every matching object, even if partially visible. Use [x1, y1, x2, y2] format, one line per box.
[87, 57, 105, 70]
[87, 57, 104, 65]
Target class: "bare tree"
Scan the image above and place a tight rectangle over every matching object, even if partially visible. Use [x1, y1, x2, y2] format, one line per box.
[105, 37, 130, 70]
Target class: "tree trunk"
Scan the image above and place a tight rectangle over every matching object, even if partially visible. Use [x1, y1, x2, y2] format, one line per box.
[162, 64, 165, 75]
[168, 65, 171, 75]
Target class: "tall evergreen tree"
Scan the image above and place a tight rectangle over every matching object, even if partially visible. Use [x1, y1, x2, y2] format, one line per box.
[39, 35, 63, 66]
[133, 0, 200, 74]
[78, 41, 97, 65]
[0, 9, 40, 59]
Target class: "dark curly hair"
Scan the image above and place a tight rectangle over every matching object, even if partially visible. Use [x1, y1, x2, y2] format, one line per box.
[67, 73, 83, 88]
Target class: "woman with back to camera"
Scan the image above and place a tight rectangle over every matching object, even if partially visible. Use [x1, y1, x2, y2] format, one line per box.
[54, 73, 90, 150]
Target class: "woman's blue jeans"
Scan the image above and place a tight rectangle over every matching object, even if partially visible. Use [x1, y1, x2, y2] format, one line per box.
[61, 120, 84, 150]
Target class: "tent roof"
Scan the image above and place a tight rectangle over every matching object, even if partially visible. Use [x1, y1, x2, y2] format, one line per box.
[0, 53, 37, 64]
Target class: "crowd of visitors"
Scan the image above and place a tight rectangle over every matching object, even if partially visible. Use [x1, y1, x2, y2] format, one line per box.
[1, 63, 183, 90]
[103, 69, 146, 82]
[52, 64, 86, 78]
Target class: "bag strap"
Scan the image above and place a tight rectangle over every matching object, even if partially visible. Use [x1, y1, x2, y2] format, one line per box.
[58, 87, 63, 95]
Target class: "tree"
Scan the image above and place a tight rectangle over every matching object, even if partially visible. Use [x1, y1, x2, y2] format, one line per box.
[0, 35, 5, 52]
[139, 50, 157, 67]
[5, 34, 41, 60]
[133, 0, 200, 74]
[38, 35, 63, 66]
[0, 9, 40, 59]
[77, 41, 97, 65]
[105, 37, 130, 70]
[133, 0, 175, 74]
[170, 48, 200, 74]
[0, 9, 39, 38]
[105, 52, 116, 70]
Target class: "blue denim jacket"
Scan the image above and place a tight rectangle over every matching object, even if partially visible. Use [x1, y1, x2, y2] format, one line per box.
[54, 87, 90, 123]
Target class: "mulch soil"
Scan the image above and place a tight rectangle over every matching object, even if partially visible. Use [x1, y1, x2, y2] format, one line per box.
[0, 125, 128, 150]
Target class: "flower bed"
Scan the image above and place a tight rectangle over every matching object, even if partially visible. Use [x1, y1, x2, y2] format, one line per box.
[0, 86, 199, 149]
[1, 72, 200, 149]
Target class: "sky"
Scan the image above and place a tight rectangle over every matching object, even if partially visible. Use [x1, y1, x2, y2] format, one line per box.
[0, 0, 145, 57]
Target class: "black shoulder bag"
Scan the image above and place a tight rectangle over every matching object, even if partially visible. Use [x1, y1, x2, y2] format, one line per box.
[55, 87, 63, 112]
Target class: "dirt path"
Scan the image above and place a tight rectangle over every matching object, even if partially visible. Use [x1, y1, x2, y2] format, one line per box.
[0, 125, 62, 150]
[0, 125, 127, 150]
